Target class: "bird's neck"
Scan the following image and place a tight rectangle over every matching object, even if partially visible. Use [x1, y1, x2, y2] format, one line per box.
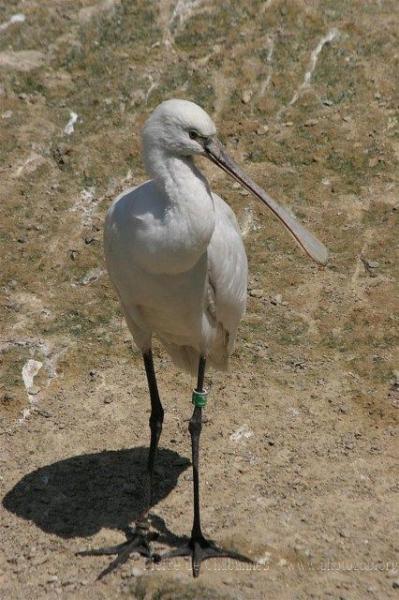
[144, 148, 216, 250]
[144, 148, 211, 203]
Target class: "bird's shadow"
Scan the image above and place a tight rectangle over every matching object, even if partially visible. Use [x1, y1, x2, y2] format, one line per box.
[3, 447, 190, 543]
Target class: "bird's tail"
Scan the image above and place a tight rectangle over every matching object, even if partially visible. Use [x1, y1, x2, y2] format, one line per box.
[161, 340, 229, 376]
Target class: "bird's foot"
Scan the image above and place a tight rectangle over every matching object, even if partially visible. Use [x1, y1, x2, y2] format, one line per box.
[76, 521, 157, 580]
[153, 532, 254, 577]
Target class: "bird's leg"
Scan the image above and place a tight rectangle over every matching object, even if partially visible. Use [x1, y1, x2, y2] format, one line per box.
[154, 356, 253, 577]
[190, 355, 206, 545]
[77, 349, 163, 579]
[142, 348, 164, 516]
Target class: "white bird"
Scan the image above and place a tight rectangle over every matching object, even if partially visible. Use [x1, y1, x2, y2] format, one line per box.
[79, 99, 328, 578]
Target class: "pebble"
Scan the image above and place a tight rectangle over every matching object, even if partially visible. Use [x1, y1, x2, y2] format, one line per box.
[271, 294, 282, 305]
[28, 385, 41, 396]
[2, 393, 14, 404]
[84, 236, 96, 245]
[249, 288, 264, 298]
[37, 409, 52, 418]
[365, 260, 380, 269]
[392, 580, 399, 589]
[103, 396, 113, 404]
[256, 125, 269, 135]
[132, 567, 143, 577]
[47, 575, 58, 583]
[241, 90, 252, 104]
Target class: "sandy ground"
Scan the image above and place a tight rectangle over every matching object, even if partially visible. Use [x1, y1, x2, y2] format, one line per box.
[1, 1, 398, 598]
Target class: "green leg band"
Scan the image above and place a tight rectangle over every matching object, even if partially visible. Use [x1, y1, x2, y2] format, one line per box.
[192, 389, 208, 408]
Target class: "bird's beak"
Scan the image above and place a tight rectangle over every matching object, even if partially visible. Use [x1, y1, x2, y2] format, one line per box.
[204, 137, 328, 266]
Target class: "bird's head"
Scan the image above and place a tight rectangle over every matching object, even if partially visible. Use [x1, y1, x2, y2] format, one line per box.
[142, 98, 217, 158]
[142, 99, 328, 266]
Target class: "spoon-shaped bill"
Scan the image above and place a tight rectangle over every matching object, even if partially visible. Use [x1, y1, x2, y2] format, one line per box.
[204, 137, 328, 266]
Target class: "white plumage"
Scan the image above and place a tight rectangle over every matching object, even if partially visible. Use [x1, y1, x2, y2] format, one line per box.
[80, 99, 327, 578]
[104, 99, 247, 374]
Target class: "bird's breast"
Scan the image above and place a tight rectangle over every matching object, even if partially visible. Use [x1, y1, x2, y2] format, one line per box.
[105, 181, 215, 274]
[133, 213, 212, 274]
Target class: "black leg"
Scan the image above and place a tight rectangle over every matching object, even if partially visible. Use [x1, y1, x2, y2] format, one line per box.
[77, 349, 163, 579]
[154, 355, 253, 577]
[143, 349, 164, 508]
[190, 355, 206, 545]
[190, 405, 203, 547]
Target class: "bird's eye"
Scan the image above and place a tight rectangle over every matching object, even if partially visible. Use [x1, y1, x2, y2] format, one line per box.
[189, 130, 199, 140]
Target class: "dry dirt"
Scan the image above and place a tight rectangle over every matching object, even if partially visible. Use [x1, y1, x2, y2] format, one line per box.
[1, 1, 399, 599]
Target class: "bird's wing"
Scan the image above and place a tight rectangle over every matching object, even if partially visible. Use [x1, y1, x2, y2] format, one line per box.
[207, 194, 248, 354]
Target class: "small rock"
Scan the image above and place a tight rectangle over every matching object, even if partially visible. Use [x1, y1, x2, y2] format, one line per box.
[37, 409, 52, 418]
[79, 267, 104, 286]
[256, 125, 269, 135]
[392, 581, 399, 589]
[304, 118, 318, 127]
[2, 393, 14, 404]
[271, 294, 282, 305]
[28, 385, 41, 396]
[103, 396, 113, 404]
[47, 575, 58, 583]
[322, 99, 333, 106]
[241, 90, 252, 104]
[131, 567, 143, 577]
[230, 424, 254, 442]
[0, 50, 45, 72]
[84, 236, 97, 245]
[365, 260, 379, 269]
[368, 157, 379, 168]
[31, 555, 48, 567]
[249, 288, 264, 298]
